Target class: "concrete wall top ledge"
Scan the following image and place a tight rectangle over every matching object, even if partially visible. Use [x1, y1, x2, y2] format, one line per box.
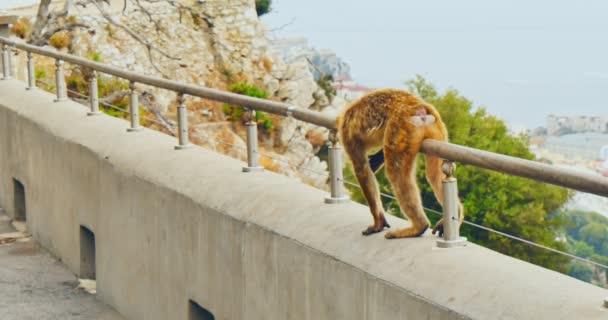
[1, 79, 606, 320]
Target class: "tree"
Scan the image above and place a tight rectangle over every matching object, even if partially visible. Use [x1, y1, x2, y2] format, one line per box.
[569, 261, 594, 282]
[579, 223, 608, 252]
[255, 0, 272, 16]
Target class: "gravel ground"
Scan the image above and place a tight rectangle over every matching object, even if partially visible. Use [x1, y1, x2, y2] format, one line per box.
[0, 209, 126, 320]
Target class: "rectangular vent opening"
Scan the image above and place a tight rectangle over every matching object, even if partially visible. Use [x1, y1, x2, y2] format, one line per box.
[189, 299, 214, 320]
[12, 178, 26, 221]
[80, 225, 96, 280]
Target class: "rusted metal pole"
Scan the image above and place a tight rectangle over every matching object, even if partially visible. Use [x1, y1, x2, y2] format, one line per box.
[54, 59, 67, 102]
[26, 51, 35, 90]
[325, 130, 349, 204]
[175, 93, 192, 150]
[127, 81, 142, 132]
[87, 70, 100, 116]
[1, 44, 11, 80]
[243, 109, 263, 172]
[436, 161, 467, 248]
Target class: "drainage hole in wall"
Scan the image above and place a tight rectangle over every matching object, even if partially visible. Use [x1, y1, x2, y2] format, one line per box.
[79, 225, 96, 280]
[189, 299, 214, 320]
[12, 178, 26, 221]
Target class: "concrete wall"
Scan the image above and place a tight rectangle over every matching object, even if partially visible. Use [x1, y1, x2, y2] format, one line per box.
[0, 78, 607, 320]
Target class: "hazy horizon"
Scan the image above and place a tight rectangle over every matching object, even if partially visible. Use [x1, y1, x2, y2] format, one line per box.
[262, 0, 608, 129]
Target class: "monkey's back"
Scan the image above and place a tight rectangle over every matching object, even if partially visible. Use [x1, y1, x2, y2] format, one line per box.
[338, 89, 437, 146]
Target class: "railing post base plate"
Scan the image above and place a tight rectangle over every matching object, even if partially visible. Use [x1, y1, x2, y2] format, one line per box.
[87, 111, 102, 116]
[127, 127, 143, 132]
[436, 237, 468, 248]
[324, 196, 349, 204]
[175, 144, 193, 150]
[242, 166, 264, 172]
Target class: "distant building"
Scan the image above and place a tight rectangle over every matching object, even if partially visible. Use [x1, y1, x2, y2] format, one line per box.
[547, 115, 608, 136]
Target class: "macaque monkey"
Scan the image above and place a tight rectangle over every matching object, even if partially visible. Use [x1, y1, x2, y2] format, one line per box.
[337, 89, 463, 239]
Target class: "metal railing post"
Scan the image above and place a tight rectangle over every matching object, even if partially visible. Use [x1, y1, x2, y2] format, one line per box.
[325, 130, 349, 204]
[26, 51, 35, 90]
[242, 108, 263, 172]
[87, 70, 101, 116]
[2, 44, 11, 80]
[175, 93, 192, 150]
[126, 81, 142, 132]
[437, 160, 467, 248]
[54, 59, 67, 102]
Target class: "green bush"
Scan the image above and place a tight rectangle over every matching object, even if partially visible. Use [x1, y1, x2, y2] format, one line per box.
[223, 82, 274, 131]
[255, 0, 272, 16]
[568, 262, 594, 282]
[317, 74, 336, 103]
[85, 51, 102, 62]
[34, 67, 46, 80]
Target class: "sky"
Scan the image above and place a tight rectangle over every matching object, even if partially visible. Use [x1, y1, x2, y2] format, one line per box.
[0, 0, 37, 11]
[3, 1, 606, 129]
[261, 0, 608, 129]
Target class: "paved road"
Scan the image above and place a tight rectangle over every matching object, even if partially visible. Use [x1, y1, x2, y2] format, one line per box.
[0, 209, 126, 320]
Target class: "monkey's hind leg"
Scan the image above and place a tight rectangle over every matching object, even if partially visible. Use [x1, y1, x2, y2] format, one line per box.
[343, 140, 390, 235]
[383, 145, 430, 239]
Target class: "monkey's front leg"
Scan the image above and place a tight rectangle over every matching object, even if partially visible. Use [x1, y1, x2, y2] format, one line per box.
[362, 213, 391, 236]
[351, 159, 390, 236]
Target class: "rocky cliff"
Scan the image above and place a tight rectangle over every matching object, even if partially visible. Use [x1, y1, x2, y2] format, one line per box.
[10, 0, 350, 188]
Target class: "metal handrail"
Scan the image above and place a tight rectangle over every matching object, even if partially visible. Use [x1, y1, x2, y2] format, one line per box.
[0, 36, 606, 197]
[421, 140, 608, 197]
[0, 37, 336, 129]
[1, 35, 607, 249]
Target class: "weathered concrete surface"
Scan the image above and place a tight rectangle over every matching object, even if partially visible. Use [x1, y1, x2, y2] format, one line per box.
[0, 209, 126, 320]
[0, 77, 607, 319]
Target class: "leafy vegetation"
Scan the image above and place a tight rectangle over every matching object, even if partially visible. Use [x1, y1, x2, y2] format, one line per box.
[34, 62, 148, 122]
[255, 0, 272, 16]
[316, 74, 336, 103]
[223, 82, 274, 131]
[345, 75, 572, 273]
[564, 210, 608, 286]
[49, 31, 71, 49]
[85, 51, 102, 62]
[10, 18, 31, 39]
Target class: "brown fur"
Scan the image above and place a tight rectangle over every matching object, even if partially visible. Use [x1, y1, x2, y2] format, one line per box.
[337, 89, 463, 238]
